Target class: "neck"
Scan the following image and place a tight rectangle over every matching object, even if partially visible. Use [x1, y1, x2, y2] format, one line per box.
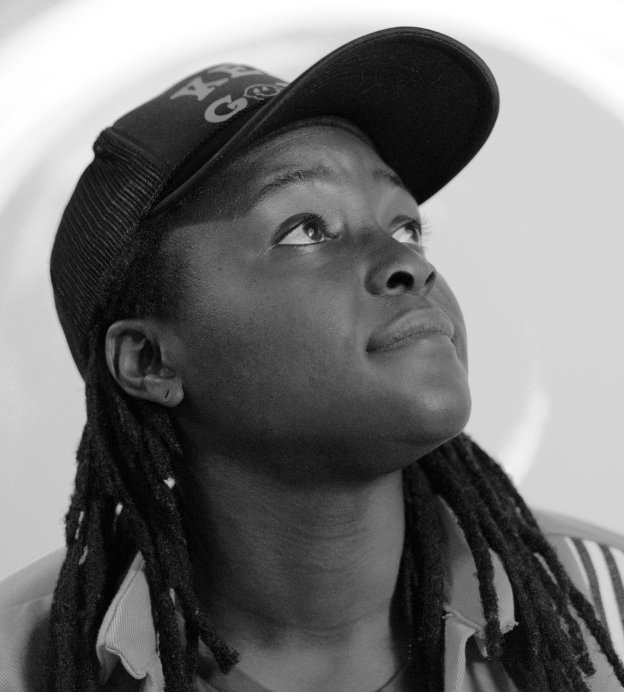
[179, 448, 409, 690]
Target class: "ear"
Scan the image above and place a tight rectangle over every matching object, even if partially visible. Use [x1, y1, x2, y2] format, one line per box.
[105, 318, 184, 407]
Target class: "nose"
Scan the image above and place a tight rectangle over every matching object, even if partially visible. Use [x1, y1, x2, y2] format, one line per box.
[364, 237, 437, 296]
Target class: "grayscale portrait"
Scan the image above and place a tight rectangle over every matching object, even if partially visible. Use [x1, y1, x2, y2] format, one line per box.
[1, 3, 624, 691]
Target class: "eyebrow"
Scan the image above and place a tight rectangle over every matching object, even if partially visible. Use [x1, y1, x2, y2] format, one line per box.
[248, 163, 410, 209]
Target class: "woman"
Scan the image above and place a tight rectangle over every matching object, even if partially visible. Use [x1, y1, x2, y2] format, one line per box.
[2, 26, 624, 692]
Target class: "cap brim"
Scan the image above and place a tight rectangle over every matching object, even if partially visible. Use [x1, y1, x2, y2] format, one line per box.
[152, 26, 499, 213]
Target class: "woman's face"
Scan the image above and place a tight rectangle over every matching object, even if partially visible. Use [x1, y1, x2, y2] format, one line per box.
[163, 125, 471, 480]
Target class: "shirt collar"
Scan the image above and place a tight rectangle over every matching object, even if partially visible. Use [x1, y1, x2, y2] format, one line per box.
[95, 551, 163, 689]
[437, 497, 518, 655]
[95, 497, 518, 688]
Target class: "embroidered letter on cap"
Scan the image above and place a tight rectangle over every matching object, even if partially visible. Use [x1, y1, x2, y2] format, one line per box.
[244, 83, 288, 101]
[170, 76, 230, 102]
[170, 66, 266, 104]
[204, 95, 248, 123]
[208, 64, 264, 79]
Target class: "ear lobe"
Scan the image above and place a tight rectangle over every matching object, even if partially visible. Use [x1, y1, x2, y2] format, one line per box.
[105, 319, 184, 408]
[144, 370, 185, 407]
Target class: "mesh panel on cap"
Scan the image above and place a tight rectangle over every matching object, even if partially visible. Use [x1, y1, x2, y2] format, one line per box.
[50, 129, 169, 376]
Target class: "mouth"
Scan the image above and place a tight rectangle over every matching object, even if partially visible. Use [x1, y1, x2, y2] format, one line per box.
[366, 307, 455, 354]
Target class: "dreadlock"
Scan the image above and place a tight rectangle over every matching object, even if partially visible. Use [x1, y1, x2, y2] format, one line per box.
[43, 213, 240, 692]
[44, 210, 624, 692]
[403, 439, 624, 691]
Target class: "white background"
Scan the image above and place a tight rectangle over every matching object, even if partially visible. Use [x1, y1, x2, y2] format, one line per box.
[1, 0, 624, 579]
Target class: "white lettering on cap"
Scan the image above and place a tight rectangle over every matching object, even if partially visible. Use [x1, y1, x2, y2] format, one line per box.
[169, 66, 264, 103]
[207, 64, 264, 79]
[204, 94, 248, 123]
[244, 82, 287, 101]
[170, 76, 229, 102]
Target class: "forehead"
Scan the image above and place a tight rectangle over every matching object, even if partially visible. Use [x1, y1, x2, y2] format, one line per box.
[166, 124, 405, 227]
[233, 124, 387, 178]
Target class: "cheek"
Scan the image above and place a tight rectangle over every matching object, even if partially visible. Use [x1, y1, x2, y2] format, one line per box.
[173, 262, 360, 430]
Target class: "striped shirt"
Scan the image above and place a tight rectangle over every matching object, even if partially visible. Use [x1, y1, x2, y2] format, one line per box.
[1, 499, 623, 691]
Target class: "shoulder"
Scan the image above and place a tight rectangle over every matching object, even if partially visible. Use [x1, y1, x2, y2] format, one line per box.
[532, 507, 624, 688]
[532, 506, 624, 552]
[531, 506, 624, 619]
[0, 548, 65, 692]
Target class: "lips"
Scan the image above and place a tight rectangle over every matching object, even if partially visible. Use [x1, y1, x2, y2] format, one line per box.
[366, 307, 455, 353]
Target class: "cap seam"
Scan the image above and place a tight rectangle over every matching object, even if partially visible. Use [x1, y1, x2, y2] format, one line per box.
[103, 127, 173, 177]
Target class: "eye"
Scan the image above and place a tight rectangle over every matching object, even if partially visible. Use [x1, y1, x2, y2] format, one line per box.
[391, 219, 426, 247]
[277, 215, 335, 245]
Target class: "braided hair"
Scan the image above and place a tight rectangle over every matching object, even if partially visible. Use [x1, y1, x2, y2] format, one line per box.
[44, 206, 624, 692]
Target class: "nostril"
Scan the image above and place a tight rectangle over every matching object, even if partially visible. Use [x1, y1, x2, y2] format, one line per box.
[423, 268, 436, 292]
[386, 271, 414, 290]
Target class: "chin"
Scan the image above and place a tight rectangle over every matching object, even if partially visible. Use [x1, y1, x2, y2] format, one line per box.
[396, 376, 472, 449]
[345, 385, 471, 478]
[367, 334, 471, 441]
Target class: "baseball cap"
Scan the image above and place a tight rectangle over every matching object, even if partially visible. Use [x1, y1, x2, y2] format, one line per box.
[50, 26, 499, 378]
